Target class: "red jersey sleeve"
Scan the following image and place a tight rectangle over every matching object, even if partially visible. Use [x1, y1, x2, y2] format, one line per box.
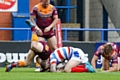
[30, 5, 38, 16]
[52, 6, 58, 16]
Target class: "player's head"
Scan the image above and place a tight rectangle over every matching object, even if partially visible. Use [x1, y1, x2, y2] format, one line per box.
[40, 59, 50, 72]
[41, 0, 50, 8]
[104, 44, 112, 56]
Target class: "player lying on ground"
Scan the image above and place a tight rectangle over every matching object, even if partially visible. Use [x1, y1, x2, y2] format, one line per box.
[91, 42, 120, 72]
[49, 46, 96, 73]
[36, 46, 96, 73]
[5, 30, 52, 72]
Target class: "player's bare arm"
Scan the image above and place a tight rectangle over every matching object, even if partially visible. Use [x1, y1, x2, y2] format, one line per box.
[49, 15, 58, 28]
[44, 15, 58, 32]
[91, 55, 98, 70]
[30, 15, 43, 36]
[102, 63, 118, 72]
[30, 15, 37, 28]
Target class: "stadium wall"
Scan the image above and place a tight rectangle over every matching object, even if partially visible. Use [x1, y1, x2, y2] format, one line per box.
[0, 0, 40, 41]
[0, 12, 12, 40]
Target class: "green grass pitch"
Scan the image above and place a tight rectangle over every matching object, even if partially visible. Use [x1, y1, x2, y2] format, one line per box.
[0, 67, 120, 80]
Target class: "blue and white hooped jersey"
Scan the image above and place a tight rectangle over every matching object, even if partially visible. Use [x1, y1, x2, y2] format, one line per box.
[50, 46, 86, 64]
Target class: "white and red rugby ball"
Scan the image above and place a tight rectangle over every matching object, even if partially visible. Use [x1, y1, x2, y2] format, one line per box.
[0, 0, 16, 10]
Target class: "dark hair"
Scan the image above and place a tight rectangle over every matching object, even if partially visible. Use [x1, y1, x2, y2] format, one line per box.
[104, 44, 112, 55]
[40, 60, 50, 72]
[40, 60, 46, 70]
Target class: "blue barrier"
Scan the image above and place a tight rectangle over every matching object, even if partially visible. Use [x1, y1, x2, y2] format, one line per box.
[0, 28, 31, 41]
[61, 28, 120, 41]
[55, 0, 77, 22]
[0, 28, 120, 41]
[55, 6, 76, 8]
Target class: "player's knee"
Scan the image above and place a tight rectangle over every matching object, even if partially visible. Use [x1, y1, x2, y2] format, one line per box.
[50, 67, 56, 72]
[50, 64, 56, 72]
[64, 67, 71, 72]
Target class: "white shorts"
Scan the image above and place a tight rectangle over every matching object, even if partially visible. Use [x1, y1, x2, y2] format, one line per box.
[70, 48, 88, 63]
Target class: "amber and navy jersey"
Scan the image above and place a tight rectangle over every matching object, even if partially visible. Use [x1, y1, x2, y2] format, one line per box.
[30, 3, 58, 30]
[50, 47, 87, 64]
[94, 42, 120, 63]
